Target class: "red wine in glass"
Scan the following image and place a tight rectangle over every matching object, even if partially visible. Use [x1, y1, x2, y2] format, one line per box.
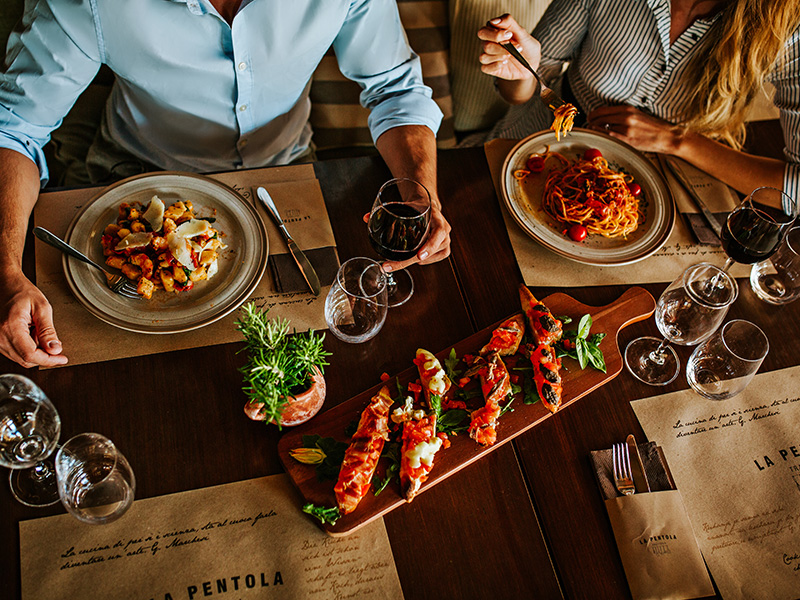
[367, 178, 431, 307]
[719, 187, 797, 272]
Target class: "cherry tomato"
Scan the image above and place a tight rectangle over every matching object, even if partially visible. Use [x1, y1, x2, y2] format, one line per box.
[526, 155, 546, 173]
[568, 224, 588, 242]
[628, 183, 642, 197]
[583, 148, 603, 161]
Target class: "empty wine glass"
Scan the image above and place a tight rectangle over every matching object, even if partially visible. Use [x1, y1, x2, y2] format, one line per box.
[686, 320, 769, 400]
[56, 433, 135, 524]
[367, 178, 432, 307]
[0, 374, 61, 507]
[749, 225, 800, 305]
[324, 257, 388, 343]
[625, 263, 738, 386]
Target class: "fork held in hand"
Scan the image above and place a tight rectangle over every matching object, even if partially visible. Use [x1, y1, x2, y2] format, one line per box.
[612, 442, 636, 496]
[33, 227, 141, 299]
[501, 43, 569, 112]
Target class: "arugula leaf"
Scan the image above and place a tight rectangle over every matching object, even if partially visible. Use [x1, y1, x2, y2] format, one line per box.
[302, 503, 341, 525]
[437, 409, 469, 434]
[444, 348, 462, 380]
[556, 315, 573, 325]
[524, 381, 541, 405]
[429, 393, 443, 420]
[300, 434, 347, 482]
[373, 442, 401, 495]
[499, 397, 515, 417]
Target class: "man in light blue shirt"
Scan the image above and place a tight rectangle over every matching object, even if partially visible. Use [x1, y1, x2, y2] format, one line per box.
[0, 0, 452, 368]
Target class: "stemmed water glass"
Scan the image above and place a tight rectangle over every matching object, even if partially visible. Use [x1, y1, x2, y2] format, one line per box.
[718, 187, 798, 273]
[367, 178, 432, 307]
[625, 263, 738, 386]
[0, 374, 61, 507]
[56, 433, 136, 524]
[324, 257, 388, 343]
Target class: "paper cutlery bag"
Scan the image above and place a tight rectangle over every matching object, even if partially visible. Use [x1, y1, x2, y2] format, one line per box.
[605, 490, 714, 600]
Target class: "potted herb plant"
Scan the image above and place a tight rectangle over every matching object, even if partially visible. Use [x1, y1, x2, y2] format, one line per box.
[236, 302, 331, 427]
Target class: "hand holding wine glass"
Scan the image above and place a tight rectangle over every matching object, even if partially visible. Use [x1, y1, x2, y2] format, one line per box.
[367, 178, 432, 307]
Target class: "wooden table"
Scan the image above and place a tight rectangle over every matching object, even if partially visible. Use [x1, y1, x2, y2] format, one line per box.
[2, 122, 795, 599]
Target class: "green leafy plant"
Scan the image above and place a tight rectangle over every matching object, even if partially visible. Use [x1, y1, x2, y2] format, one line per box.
[236, 302, 331, 427]
[555, 314, 606, 372]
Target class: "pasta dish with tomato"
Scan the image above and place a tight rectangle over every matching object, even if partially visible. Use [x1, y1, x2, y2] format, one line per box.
[520, 147, 642, 240]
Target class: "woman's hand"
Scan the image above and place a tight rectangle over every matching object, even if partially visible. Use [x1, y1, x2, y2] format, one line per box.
[478, 14, 541, 82]
[587, 105, 687, 155]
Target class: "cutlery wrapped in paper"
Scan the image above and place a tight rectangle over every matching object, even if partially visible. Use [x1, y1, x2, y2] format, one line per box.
[590, 442, 714, 600]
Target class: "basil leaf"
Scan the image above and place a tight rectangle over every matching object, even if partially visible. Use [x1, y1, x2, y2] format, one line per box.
[576, 338, 589, 370]
[437, 409, 469, 434]
[586, 343, 607, 373]
[577, 314, 592, 340]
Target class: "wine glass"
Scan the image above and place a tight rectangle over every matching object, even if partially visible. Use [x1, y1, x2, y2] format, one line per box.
[367, 178, 432, 307]
[686, 320, 769, 400]
[324, 257, 388, 343]
[56, 433, 135, 524]
[625, 263, 738, 386]
[0, 374, 61, 507]
[719, 187, 798, 273]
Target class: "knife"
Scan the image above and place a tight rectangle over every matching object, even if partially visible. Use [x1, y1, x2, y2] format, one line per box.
[626, 434, 651, 493]
[256, 186, 321, 296]
[665, 157, 724, 238]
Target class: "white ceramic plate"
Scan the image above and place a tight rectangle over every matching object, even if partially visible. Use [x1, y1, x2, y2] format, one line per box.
[501, 129, 674, 265]
[63, 172, 268, 333]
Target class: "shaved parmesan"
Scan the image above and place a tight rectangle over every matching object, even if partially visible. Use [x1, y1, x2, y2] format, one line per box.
[142, 195, 165, 232]
[115, 232, 153, 251]
[175, 219, 210, 238]
[166, 232, 195, 269]
[206, 258, 218, 279]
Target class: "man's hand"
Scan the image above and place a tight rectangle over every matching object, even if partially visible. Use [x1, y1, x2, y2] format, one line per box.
[381, 200, 451, 274]
[0, 272, 67, 368]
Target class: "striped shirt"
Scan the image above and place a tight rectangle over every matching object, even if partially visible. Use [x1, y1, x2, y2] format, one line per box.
[487, 0, 800, 203]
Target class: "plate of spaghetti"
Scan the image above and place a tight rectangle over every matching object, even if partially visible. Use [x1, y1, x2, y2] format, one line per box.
[501, 129, 674, 266]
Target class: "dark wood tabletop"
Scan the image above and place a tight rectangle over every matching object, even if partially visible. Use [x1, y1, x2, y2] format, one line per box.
[1, 120, 795, 599]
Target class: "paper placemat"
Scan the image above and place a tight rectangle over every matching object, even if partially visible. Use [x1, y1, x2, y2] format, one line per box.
[484, 139, 749, 287]
[33, 164, 338, 367]
[632, 365, 800, 600]
[20, 474, 404, 600]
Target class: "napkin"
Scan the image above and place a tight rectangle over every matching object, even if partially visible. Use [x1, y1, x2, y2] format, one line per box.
[590, 442, 715, 600]
[657, 155, 740, 247]
[269, 246, 340, 294]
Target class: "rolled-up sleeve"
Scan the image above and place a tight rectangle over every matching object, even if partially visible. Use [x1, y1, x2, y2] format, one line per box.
[0, 1, 101, 183]
[332, 0, 442, 143]
[772, 26, 800, 209]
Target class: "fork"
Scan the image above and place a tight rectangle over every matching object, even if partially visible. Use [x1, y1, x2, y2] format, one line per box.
[501, 43, 570, 112]
[33, 227, 141, 299]
[612, 442, 636, 496]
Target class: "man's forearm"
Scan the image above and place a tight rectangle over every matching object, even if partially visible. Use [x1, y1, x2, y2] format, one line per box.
[375, 125, 439, 208]
[0, 148, 41, 278]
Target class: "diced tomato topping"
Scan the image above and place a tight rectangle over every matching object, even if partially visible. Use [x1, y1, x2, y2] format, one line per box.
[380, 372, 390, 382]
[407, 382, 422, 394]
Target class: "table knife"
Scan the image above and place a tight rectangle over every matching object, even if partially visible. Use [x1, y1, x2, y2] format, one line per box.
[665, 157, 724, 238]
[626, 434, 650, 493]
[256, 186, 321, 296]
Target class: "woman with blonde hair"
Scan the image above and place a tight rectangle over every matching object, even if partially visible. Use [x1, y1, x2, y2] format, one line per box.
[477, 0, 800, 204]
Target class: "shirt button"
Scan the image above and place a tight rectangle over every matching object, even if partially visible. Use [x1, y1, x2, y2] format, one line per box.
[239, 105, 247, 112]
[240, 139, 248, 148]
[238, 62, 247, 71]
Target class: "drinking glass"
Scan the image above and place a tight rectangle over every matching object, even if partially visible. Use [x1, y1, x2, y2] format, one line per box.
[0, 374, 61, 506]
[718, 187, 798, 274]
[367, 177, 432, 307]
[686, 320, 769, 400]
[749, 225, 800, 305]
[324, 257, 388, 343]
[56, 433, 136, 524]
[625, 263, 738, 386]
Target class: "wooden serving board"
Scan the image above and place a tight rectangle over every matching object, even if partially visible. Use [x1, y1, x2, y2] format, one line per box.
[277, 286, 655, 535]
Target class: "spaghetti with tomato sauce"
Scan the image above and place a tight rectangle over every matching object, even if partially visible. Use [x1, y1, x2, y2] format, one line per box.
[524, 147, 643, 240]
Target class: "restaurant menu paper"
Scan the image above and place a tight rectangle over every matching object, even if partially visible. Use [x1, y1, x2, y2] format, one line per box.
[631, 365, 800, 600]
[33, 164, 334, 367]
[484, 139, 749, 288]
[19, 474, 404, 600]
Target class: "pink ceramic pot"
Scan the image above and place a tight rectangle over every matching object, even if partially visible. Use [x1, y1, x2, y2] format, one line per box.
[243, 366, 326, 426]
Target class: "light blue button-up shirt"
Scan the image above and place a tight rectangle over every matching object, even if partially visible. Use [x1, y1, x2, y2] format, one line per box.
[0, 0, 443, 183]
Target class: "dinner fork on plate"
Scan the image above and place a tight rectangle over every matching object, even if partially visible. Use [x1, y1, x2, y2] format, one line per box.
[501, 43, 569, 112]
[33, 227, 141, 299]
[612, 442, 636, 496]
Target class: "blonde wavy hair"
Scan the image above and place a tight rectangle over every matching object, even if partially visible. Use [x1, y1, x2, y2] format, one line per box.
[682, 0, 799, 149]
